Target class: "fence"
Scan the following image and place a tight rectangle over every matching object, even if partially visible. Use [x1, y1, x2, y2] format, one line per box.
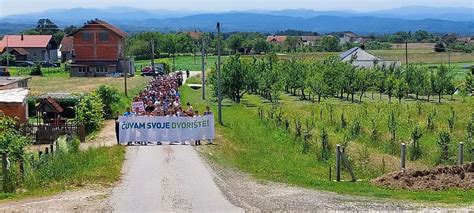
[24, 122, 85, 144]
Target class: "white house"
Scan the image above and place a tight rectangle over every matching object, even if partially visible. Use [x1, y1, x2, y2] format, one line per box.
[340, 47, 401, 68]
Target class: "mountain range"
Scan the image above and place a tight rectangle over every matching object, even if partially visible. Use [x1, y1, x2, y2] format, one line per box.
[0, 6, 473, 35]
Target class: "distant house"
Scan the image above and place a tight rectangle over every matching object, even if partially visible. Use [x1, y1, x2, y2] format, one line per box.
[339, 33, 357, 44]
[457, 37, 474, 44]
[186, 31, 202, 40]
[0, 76, 31, 124]
[0, 35, 58, 62]
[69, 19, 134, 77]
[59, 36, 73, 62]
[340, 47, 401, 68]
[266, 36, 288, 44]
[300, 36, 322, 46]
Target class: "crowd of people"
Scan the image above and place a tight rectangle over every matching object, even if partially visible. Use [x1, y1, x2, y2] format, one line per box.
[115, 72, 213, 146]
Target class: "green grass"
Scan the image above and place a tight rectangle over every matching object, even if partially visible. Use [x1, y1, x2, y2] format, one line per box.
[0, 145, 125, 200]
[136, 55, 221, 71]
[185, 76, 202, 84]
[180, 85, 474, 205]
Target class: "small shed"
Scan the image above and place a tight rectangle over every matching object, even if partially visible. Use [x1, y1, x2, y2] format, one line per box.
[35, 97, 65, 126]
[0, 88, 29, 123]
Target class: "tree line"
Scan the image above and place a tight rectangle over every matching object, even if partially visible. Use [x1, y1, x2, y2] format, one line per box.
[209, 54, 472, 104]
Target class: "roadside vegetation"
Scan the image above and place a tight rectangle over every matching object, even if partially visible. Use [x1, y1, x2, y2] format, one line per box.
[181, 85, 474, 204]
[0, 113, 125, 200]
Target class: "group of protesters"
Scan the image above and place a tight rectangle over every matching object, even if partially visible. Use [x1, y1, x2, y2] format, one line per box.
[115, 72, 213, 146]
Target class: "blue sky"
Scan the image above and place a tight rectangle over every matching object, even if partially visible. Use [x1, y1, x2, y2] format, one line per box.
[0, 0, 473, 16]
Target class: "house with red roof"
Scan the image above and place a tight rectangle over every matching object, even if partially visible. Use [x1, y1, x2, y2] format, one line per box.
[266, 35, 288, 44]
[0, 35, 58, 62]
[59, 36, 73, 62]
[69, 19, 134, 77]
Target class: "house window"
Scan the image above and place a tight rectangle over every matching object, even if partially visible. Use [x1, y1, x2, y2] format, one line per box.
[96, 66, 108, 73]
[99, 31, 109, 41]
[78, 67, 90, 73]
[82, 32, 92, 41]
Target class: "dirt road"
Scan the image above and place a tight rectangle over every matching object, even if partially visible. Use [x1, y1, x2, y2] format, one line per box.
[107, 145, 242, 212]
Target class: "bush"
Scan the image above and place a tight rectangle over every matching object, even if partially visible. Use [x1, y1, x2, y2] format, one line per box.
[77, 92, 104, 134]
[96, 85, 120, 118]
[437, 131, 451, 163]
[155, 58, 173, 73]
[30, 63, 43, 76]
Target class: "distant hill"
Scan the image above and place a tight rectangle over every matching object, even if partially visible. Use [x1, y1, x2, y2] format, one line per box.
[0, 6, 473, 35]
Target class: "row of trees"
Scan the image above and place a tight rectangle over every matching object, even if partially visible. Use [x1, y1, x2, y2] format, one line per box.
[210, 54, 466, 105]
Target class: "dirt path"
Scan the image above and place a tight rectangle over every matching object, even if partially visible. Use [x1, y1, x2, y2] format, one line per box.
[204, 155, 474, 211]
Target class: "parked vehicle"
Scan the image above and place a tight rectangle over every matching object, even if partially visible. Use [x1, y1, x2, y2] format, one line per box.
[17, 61, 36, 67]
[0, 66, 10, 76]
[141, 65, 165, 76]
[40, 61, 58, 67]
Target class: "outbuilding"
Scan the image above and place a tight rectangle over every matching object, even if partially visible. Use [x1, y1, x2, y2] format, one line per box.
[0, 88, 29, 123]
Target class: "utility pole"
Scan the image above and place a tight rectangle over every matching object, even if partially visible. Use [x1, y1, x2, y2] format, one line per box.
[124, 60, 128, 97]
[201, 35, 206, 100]
[448, 50, 451, 70]
[217, 22, 223, 125]
[151, 40, 156, 78]
[6, 35, 9, 72]
[405, 41, 408, 66]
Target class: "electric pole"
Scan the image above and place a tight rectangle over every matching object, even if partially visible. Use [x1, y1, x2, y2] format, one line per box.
[124, 61, 128, 97]
[6, 35, 9, 72]
[151, 40, 156, 78]
[201, 35, 206, 100]
[217, 22, 223, 125]
[405, 41, 408, 66]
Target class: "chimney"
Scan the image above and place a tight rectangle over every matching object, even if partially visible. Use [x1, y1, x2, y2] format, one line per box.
[21, 34, 24, 41]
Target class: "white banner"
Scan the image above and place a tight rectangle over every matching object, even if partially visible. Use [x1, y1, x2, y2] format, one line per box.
[119, 115, 215, 143]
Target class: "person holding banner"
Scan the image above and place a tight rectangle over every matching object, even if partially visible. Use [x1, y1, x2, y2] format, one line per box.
[123, 107, 135, 116]
[115, 111, 120, 145]
[204, 106, 214, 145]
[194, 110, 201, 146]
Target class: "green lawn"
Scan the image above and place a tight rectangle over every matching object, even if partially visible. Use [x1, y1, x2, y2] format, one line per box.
[180, 85, 474, 205]
[136, 55, 220, 71]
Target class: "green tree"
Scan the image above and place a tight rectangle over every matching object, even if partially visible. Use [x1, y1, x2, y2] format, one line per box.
[252, 38, 270, 54]
[385, 75, 396, 102]
[284, 36, 300, 52]
[395, 78, 408, 103]
[321, 36, 340, 52]
[209, 55, 249, 103]
[96, 85, 120, 118]
[411, 125, 423, 160]
[0, 53, 15, 65]
[77, 92, 104, 134]
[431, 65, 453, 103]
[226, 34, 244, 54]
[35, 19, 60, 35]
[437, 131, 451, 163]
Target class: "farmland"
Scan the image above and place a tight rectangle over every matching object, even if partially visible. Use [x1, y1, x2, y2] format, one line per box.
[181, 85, 474, 204]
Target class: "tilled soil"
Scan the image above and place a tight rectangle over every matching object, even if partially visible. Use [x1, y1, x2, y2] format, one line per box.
[372, 163, 474, 190]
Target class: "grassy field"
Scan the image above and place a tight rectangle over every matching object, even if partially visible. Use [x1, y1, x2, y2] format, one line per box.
[370, 49, 474, 65]
[0, 145, 125, 200]
[136, 55, 219, 71]
[181, 85, 474, 204]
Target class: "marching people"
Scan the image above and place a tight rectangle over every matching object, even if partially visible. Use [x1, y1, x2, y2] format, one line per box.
[123, 72, 213, 147]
